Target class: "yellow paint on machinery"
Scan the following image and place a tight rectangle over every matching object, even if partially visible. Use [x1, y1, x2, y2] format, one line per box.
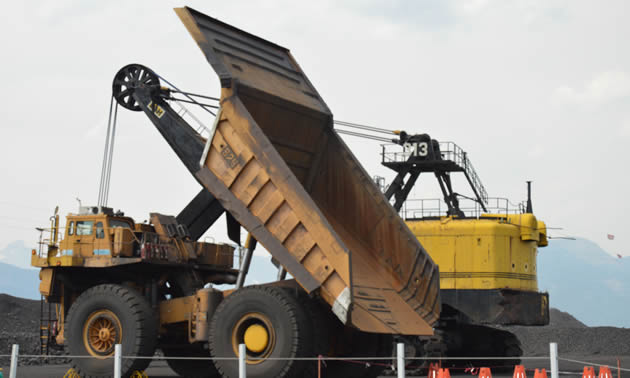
[407, 213, 547, 291]
[32, 208, 236, 348]
[32, 211, 234, 269]
[173, 6, 442, 335]
[244, 324, 269, 353]
[159, 287, 223, 342]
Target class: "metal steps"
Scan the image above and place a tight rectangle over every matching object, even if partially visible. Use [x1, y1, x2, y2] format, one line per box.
[39, 296, 57, 355]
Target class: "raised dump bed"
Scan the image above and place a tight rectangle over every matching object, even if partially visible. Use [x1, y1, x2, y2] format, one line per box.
[130, 7, 440, 335]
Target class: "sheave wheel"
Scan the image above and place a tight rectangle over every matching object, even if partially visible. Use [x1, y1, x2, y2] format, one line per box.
[65, 284, 158, 377]
[209, 286, 314, 378]
[162, 344, 220, 378]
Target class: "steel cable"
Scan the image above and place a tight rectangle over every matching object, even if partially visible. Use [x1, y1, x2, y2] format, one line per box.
[102, 102, 118, 207]
[97, 97, 114, 206]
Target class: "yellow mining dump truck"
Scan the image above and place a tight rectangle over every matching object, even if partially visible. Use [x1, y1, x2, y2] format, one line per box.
[33, 207, 236, 376]
[379, 134, 548, 363]
[33, 7, 441, 378]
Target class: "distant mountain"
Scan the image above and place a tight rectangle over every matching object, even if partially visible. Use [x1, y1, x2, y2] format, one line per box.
[0, 240, 37, 269]
[538, 238, 630, 328]
[0, 262, 40, 300]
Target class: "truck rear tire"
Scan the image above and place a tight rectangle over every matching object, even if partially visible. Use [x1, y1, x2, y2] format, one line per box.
[162, 344, 220, 378]
[65, 284, 158, 377]
[209, 286, 313, 378]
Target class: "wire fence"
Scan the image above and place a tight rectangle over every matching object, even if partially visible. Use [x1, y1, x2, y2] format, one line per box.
[2, 342, 628, 378]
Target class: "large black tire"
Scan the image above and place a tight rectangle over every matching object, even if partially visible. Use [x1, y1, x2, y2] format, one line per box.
[209, 286, 314, 378]
[324, 327, 393, 378]
[65, 284, 158, 377]
[162, 344, 220, 378]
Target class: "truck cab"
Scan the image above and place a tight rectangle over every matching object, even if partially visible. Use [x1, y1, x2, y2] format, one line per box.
[58, 207, 136, 259]
[32, 205, 234, 270]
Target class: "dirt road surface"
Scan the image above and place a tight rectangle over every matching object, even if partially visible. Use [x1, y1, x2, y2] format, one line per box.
[1, 356, 628, 378]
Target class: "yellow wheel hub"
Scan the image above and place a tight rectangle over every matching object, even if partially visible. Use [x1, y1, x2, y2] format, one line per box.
[83, 310, 122, 358]
[231, 312, 276, 364]
[243, 324, 269, 353]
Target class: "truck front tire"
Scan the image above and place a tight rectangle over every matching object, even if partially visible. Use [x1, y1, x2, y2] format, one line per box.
[65, 284, 158, 377]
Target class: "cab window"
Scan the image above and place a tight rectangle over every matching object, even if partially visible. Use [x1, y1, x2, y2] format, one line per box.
[67, 221, 75, 236]
[95, 222, 105, 239]
[109, 219, 132, 229]
[76, 221, 94, 236]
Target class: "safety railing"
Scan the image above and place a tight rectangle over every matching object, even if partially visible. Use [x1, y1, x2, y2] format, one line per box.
[2, 342, 628, 378]
[35, 226, 64, 257]
[381, 141, 489, 205]
[400, 197, 526, 220]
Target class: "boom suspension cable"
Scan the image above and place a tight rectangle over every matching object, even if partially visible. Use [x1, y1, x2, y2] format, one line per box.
[156, 81, 402, 143]
[166, 96, 219, 109]
[97, 97, 119, 207]
[334, 129, 395, 143]
[154, 73, 216, 117]
[333, 120, 398, 135]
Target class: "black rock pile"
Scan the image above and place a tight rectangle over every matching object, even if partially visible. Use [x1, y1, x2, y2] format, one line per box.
[507, 308, 630, 356]
[0, 294, 66, 366]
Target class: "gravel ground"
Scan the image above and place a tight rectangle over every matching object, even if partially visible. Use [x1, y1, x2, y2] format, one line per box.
[3, 357, 629, 378]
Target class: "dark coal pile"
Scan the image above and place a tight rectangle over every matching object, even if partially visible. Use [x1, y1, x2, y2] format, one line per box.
[0, 294, 66, 365]
[547, 308, 587, 328]
[507, 308, 630, 356]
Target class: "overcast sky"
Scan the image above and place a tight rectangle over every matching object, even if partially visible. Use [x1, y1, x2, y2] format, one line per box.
[1, 0, 628, 260]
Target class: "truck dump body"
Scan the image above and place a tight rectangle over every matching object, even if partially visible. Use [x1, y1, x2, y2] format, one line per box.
[134, 7, 440, 335]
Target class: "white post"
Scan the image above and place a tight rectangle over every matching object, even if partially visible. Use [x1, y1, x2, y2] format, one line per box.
[397, 342, 405, 378]
[9, 344, 18, 378]
[114, 344, 122, 378]
[550, 342, 559, 378]
[239, 343, 247, 378]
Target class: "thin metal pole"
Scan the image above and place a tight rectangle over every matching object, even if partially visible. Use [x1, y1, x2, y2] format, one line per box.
[9, 344, 18, 378]
[550, 342, 559, 378]
[397, 342, 405, 378]
[114, 344, 122, 378]
[239, 343, 246, 378]
[619, 359, 621, 378]
[318, 355, 322, 378]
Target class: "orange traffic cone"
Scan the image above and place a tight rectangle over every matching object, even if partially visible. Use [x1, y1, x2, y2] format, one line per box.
[513, 365, 527, 378]
[598, 366, 613, 378]
[583, 367, 596, 378]
[534, 368, 548, 378]
[437, 368, 451, 378]
[479, 367, 493, 378]
[428, 363, 440, 378]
